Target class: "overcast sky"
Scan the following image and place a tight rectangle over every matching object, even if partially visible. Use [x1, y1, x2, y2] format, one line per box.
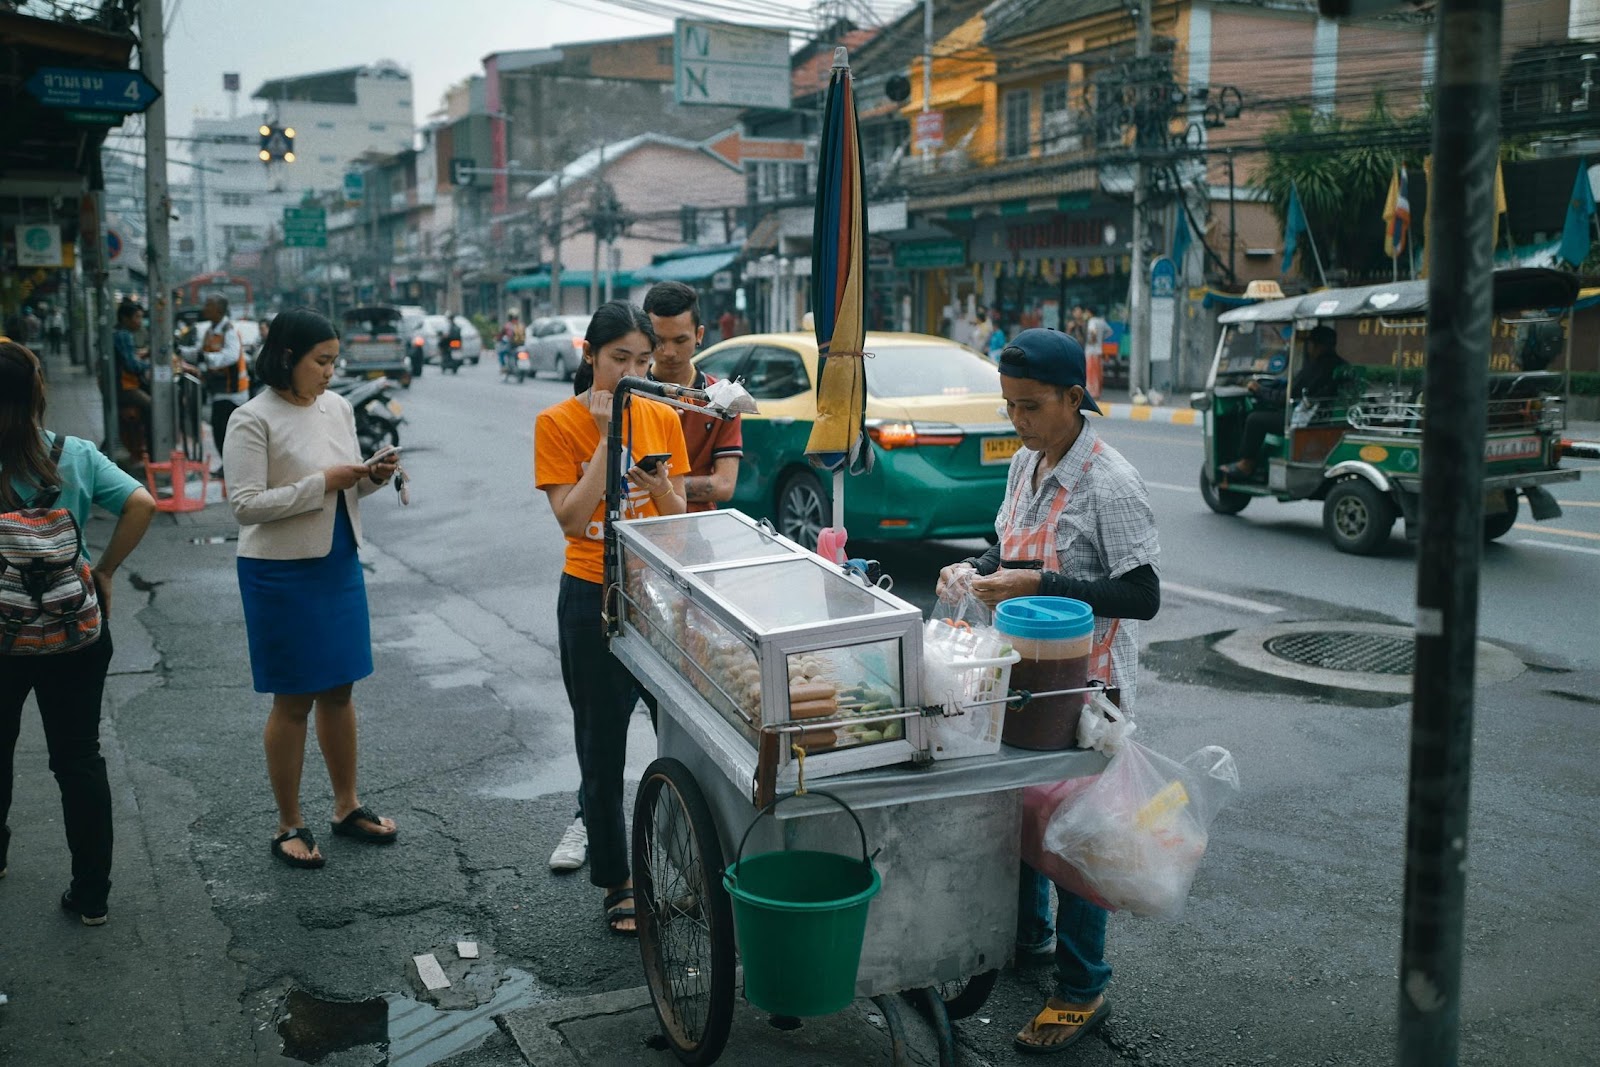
[134, 0, 864, 142]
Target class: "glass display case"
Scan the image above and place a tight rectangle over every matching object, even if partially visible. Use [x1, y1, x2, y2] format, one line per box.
[618, 510, 926, 779]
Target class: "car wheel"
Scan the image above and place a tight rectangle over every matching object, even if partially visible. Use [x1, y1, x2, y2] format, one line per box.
[777, 470, 829, 551]
[1483, 489, 1519, 542]
[1199, 464, 1251, 515]
[1322, 478, 1396, 555]
[470, 356, 480, 365]
[553, 354, 568, 382]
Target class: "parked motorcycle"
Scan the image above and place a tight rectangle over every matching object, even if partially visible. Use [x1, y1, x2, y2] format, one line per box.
[328, 377, 404, 457]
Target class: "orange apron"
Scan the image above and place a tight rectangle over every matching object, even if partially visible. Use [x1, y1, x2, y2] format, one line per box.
[999, 440, 1119, 684]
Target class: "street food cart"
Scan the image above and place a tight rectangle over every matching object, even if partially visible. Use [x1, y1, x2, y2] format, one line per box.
[607, 490, 1106, 1066]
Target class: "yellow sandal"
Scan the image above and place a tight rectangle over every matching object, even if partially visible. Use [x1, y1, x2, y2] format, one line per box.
[1013, 996, 1111, 1056]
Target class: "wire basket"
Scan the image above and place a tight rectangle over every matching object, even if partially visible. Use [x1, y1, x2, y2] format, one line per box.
[924, 649, 1021, 761]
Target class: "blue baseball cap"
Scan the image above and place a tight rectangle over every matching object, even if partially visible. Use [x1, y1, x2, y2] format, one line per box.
[996, 328, 1103, 414]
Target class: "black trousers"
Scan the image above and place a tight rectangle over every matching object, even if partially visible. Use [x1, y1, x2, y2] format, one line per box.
[557, 574, 639, 889]
[1240, 408, 1284, 465]
[0, 628, 116, 908]
[211, 398, 239, 464]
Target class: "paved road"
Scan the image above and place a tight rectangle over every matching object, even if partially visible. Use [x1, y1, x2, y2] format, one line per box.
[3, 360, 1595, 1067]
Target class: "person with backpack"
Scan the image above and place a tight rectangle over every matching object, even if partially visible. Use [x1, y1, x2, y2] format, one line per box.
[0, 340, 157, 926]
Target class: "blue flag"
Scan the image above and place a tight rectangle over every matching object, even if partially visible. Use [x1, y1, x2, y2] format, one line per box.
[1559, 161, 1594, 269]
[1281, 184, 1309, 275]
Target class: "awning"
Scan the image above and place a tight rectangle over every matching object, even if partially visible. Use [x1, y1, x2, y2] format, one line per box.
[505, 270, 638, 292]
[633, 247, 740, 284]
[899, 84, 983, 115]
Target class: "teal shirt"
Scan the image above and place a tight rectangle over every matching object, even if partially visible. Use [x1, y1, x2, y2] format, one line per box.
[2, 433, 142, 562]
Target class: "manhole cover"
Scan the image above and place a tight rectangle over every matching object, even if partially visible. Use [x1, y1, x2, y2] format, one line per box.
[1263, 631, 1415, 675]
[1212, 621, 1526, 696]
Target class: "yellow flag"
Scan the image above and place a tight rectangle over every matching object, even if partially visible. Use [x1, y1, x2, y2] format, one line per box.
[1493, 160, 1507, 250]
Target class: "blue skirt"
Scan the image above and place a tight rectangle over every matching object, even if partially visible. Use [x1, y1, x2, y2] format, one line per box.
[237, 495, 373, 695]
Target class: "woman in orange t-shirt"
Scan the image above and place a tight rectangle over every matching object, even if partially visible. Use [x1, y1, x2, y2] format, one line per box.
[534, 301, 688, 935]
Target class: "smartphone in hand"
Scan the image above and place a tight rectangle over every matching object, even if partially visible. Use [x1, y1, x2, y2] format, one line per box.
[366, 444, 402, 465]
[635, 452, 672, 473]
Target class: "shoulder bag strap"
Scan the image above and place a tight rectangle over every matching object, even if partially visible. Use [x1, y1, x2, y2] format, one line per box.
[34, 433, 68, 509]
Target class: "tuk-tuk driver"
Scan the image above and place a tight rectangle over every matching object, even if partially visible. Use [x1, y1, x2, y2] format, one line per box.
[936, 328, 1161, 1055]
[1222, 324, 1348, 482]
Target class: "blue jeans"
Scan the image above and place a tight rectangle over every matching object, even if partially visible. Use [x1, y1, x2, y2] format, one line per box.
[1017, 862, 1112, 1002]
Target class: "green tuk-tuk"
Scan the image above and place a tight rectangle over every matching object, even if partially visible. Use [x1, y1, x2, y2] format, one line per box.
[1196, 268, 1584, 554]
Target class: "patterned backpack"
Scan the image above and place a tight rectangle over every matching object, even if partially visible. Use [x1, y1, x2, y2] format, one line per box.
[0, 436, 103, 655]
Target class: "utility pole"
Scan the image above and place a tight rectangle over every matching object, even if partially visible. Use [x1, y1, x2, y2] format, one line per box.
[549, 173, 563, 315]
[1399, 0, 1503, 1060]
[590, 142, 606, 313]
[141, 0, 175, 459]
[1128, 0, 1154, 403]
[921, 0, 934, 172]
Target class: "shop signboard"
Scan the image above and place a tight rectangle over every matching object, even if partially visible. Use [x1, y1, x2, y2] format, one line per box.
[15, 224, 64, 267]
[674, 19, 791, 110]
[971, 209, 1132, 264]
[914, 110, 944, 151]
[894, 239, 966, 270]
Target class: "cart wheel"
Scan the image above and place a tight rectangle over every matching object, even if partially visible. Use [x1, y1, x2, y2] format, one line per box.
[633, 757, 736, 1066]
[934, 969, 999, 1021]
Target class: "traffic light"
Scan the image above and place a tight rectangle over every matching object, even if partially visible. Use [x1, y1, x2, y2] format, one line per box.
[258, 124, 296, 163]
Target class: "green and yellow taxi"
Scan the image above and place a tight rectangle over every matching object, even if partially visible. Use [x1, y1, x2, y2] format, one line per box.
[693, 332, 1015, 547]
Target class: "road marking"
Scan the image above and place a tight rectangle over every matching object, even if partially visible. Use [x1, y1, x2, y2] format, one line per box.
[1516, 538, 1600, 557]
[1514, 523, 1600, 542]
[1100, 429, 1204, 446]
[1162, 581, 1283, 614]
[1555, 500, 1600, 508]
[1144, 480, 1200, 494]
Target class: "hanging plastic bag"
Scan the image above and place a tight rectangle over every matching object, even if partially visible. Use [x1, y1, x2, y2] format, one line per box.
[1020, 691, 1128, 906]
[1041, 729, 1240, 920]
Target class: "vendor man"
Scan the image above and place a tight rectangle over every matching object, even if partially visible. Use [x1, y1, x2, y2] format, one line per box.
[937, 328, 1160, 1055]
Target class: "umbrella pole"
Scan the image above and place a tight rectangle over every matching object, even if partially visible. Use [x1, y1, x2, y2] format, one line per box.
[832, 469, 845, 530]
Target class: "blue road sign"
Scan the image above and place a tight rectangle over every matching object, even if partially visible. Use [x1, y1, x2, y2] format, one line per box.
[1150, 256, 1177, 300]
[343, 171, 365, 202]
[25, 67, 161, 114]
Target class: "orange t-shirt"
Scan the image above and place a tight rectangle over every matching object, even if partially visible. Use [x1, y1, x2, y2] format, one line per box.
[535, 395, 690, 584]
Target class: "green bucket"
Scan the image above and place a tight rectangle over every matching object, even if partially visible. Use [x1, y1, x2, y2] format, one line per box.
[723, 790, 882, 1017]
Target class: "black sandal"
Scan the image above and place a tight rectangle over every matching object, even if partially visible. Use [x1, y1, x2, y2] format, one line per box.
[331, 805, 398, 844]
[603, 888, 637, 937]
[271, 827, 326, 869]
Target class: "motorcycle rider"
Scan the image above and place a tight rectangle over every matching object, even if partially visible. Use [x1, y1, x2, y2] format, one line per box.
[499, 308, 525, 378]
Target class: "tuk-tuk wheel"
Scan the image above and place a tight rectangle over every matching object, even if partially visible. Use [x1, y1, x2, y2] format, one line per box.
[1483, 490, 1519, 542]
[1323, 478, 1396, 555]
[1199, 465, 1251, 515]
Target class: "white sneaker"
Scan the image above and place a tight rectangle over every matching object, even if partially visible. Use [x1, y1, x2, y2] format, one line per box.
[549, 818, 588, 871]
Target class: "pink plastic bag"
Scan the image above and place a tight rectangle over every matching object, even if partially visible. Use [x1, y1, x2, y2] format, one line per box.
[1041, 741, 1240, 920]
[1021, 777, 1116, 910]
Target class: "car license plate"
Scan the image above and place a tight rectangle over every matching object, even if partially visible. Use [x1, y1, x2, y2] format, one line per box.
[1485, 436, 1541, 461]
[982, 436, 1022, 465]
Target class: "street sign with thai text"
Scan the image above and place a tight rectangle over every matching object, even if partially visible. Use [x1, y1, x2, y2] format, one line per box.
[25, 67, 161, 114]
[914, 110, 944, 151]
[674, 19, 791, 110]
[283, 206, 327, 248]
[703, 130, 811, 169]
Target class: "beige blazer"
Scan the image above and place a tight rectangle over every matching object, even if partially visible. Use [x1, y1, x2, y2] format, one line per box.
[223, 389, 382, 560]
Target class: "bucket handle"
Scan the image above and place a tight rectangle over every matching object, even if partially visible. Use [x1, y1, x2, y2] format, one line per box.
[730, 789, 873, 886]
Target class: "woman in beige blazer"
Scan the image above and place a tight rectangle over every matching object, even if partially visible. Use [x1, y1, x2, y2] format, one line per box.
[224, 308, 402, 870]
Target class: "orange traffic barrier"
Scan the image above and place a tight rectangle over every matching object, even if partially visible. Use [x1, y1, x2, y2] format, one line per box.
[145, 450, 210, 513]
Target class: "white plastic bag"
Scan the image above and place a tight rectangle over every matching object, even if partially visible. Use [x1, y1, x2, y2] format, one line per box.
[921, 593, 1015, 759]
[1042, 737, 1240, 920]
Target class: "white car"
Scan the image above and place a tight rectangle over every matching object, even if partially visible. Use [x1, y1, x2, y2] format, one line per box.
[530, 314, 590, 381]
[417, 314, 484, 365]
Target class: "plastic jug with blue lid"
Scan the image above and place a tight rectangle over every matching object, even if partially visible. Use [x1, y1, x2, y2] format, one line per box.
[995, 596, 1095, 641]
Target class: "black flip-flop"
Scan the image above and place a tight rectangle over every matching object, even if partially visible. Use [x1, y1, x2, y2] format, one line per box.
[603, 888, 637, 937]
[1013, 999, 1111, 1056]
[331, 805, 398, 844]
[271, 827, 326, 870]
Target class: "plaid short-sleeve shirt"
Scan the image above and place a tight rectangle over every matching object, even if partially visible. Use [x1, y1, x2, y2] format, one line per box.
[996, 422, 1160, 707]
